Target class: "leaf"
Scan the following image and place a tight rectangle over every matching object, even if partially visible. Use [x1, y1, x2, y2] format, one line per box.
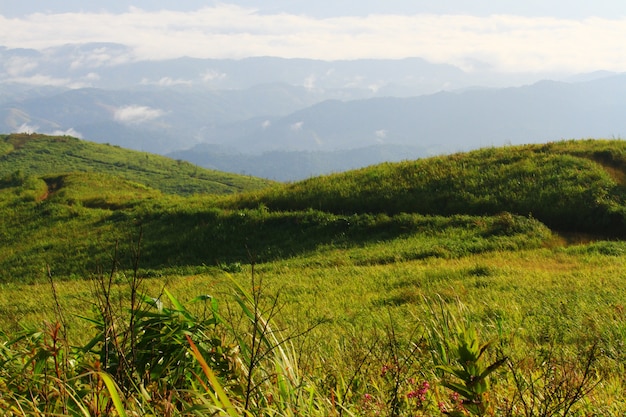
[98, 372, 128, 417]
[436, 364, 471, 382]
[478, 356, 508, 381]
[440, 380, 476, 401]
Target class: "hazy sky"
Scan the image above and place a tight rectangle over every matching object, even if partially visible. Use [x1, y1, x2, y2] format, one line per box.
[2, 1, 626, 73]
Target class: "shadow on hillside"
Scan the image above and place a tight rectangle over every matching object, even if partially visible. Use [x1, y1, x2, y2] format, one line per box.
[129, 209, 548, 271]
[134, 211, 396, 269]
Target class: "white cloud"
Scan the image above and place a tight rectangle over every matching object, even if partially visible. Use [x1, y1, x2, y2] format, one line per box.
[7, 74, 76, 87]
[84, 72, 100, 81]
[2, 6, 626, 73]
[4, 56, 39, 76]
[141, 77, 192, 86]
[375, 129, 387, 139]
[290, 121, 304, 131]
[202, 69, 227, 83]
[303, 74, 316, 91]
[113, 105, 165, 124]
[69, 46, 132, 69]
[261, 120, 271, 129]
[50, 128, 83, 138]
[16, 123, 39, 134]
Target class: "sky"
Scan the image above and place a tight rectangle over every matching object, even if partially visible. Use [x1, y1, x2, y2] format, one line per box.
[2, 1, 626, 73]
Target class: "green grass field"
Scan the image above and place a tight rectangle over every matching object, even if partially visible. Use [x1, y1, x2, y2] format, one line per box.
[1, 134, 626, 415]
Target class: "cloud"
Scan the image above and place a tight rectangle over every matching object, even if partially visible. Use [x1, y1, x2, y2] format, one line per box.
[202, 70, 227, 83]
[49, 127, 83, 138]
[140, 77, 192, 86]
[375, 129, 387, 139]
[16, 123, 38, 134]
[68, 45, 133, 69]
[113, 105, 165, 124]
[1, 6, 626, 73]
[6, 74, 84, 87]
[303, 74, 316, 91]
[4, 56, 39, 76]
[84, 72, 100, 81]
[261, 120, 271, 129]
[290, 121, 304, 131]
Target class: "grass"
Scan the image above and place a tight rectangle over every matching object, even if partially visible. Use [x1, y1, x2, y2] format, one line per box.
[0, 133, 274, 195]
[2, 136, 626, 414]
[1, 246, 625, 415]
[221, 139, 626, 234]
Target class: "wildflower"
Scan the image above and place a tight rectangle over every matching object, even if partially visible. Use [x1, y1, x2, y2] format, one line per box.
[364, 393, 373, 402]
[407, 381, 430, 406]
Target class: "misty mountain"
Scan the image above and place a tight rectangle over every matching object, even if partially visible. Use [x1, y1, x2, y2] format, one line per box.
[165, 74, 626, 180]
[2, 42, 626, 181]
[1, 43, 477, 95]
[167, 144, 429, 181]
[223, 75, 626, 154]
[0, 83, 338, 153]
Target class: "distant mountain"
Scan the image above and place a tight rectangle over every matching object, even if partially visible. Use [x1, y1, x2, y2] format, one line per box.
[1, 43, 479, 94]
[224, 75, 626, 154]
[2, 43, 626, 181]
[0, 84, 333, 153]
[167, 144, 430, 181]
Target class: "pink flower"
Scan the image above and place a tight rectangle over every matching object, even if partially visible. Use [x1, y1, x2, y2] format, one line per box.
[381, 364, 393, 377]
[407, 381, 430, 406]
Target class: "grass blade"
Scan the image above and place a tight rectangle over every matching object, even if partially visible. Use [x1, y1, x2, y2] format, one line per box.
[186, 334, 239, 417]
[98, 372, 128, 417]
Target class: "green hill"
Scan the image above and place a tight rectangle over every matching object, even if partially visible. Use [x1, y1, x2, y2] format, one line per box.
[4, 137, 626, 415]
[0, 133, 273, 195]
[3, 137, 626, 282]
[223, 139, 626, 235]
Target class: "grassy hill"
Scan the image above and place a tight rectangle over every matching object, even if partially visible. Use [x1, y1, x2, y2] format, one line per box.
[223, 139, 626, 234]
[3, 137, 626, 415]
[0, 133, 273, 195]
[2, 137, 626, 282]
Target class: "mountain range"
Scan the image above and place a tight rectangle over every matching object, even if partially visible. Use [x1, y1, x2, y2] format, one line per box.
[1, 43, 624, 180]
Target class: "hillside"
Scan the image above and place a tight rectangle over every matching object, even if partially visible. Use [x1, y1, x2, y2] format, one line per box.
[223, 139, 626, 235]
[2, 138, 626, 282]
[0, 133, 273, 195]
[4, 137, 626, 415]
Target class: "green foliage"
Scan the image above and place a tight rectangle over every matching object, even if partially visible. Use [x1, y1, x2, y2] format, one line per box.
[0, 167, 553, 281]
[5, 138, 626, 282]
[435, 324, 506, 416]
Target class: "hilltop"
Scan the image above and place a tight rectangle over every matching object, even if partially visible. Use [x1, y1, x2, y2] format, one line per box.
[1, 136, 626, 282]
[0, 133, 273, 195]
[223, 139, 626, 234]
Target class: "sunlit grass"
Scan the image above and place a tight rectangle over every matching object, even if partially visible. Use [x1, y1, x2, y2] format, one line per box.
[3, 137, 626, 414]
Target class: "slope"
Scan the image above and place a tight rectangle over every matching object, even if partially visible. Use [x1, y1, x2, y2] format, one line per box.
[222, 139, 626, 235]
[0, 133, 274, 195]
[2, 138, 626, 283]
